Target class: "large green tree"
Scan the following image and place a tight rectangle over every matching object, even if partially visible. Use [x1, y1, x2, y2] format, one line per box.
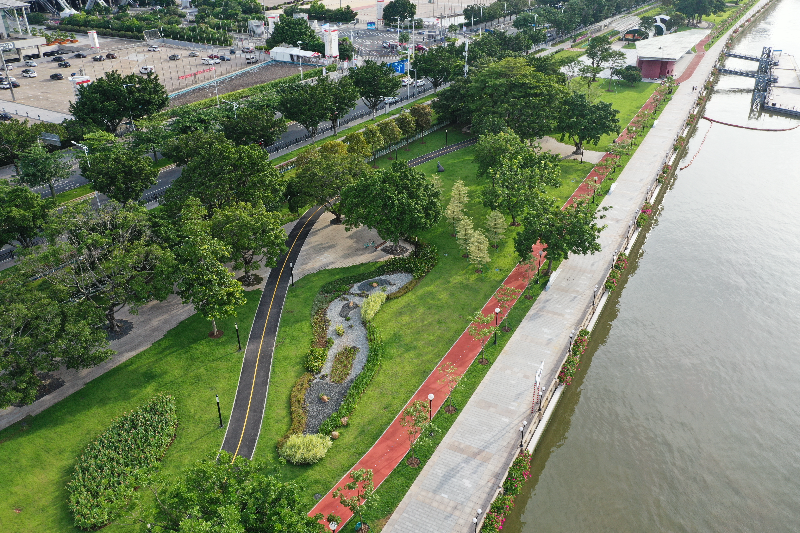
[482, 149, 561, 225]
[0, 119, 66, 172]
[164, 141, 285, 216]
[276, 80, 330, 138]
[348, 60, 402, 117]
[18, 201, 176, 332]
[266, 14, 324, 52]
[0, 273, 112, 408]
[514, 197, 608, 273]
[674, 0, 726, 25]
[0, 180, 49, 249]
[382, 0, 416, 24]
[69, 70, 169, 133]
[291, 140, 369, 222]
[411, 43, 464, 92]
[211, 202, 287, 285]
[468, 58, 567, 140]
[175, 198, 246, 337]
[141, 452, 323, 532]
[340, 160, 442, 246]
[584, 36, 614, 82]
[317, 75, 360, 135]
[221, 105, 287, 146]
[557, 92, 620, 158]
[78, 135, 158, 204]
[15, 143, 72, 200]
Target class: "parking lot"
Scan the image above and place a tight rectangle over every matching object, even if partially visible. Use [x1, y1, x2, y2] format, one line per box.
[0, 38, 270, 115]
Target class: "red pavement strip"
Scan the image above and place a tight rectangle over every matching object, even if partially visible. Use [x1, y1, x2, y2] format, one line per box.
[308, 65, 697, 526]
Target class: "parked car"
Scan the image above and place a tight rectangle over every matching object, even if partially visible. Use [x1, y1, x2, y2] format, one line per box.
[168, 54, 181, 60]
[73, 52, 87, 58]
[242, 46, 255, 53]
[415, 79, 425, 86]
[0, 64, 12, 71]
[42, 50, 59, 57]
[58, 61, 71, 68]
[245, 55, 258, 64]
[0, 81, 19, 89]
[229, 48, 236, 54]
[105, 53, 117, 59]
[24, 60, 37, 67]
[148, 45, 160, 51]
[188, 51, 199, 57]
[23, 54, 40, 60]
[10, 80, 19, 88]
[207, 53, 219, 59]
[51, 56, 65, 62]
[93, 55, 105, 61]
[50, 73, 64, 80]
[0, 76, 17, 82]
[401, 77, 411, 86]
[383, 95, 400, 104]
[139, 65, 155, 74]
[21, 69, 36, 77]
[0, 112, 12, 120]
[415, 44, 428, 52]
[219, 55, 230, 61]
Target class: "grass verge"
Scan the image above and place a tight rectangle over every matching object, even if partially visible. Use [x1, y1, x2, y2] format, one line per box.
[0, 292, 262, 533]
[54, 185, 93, 205]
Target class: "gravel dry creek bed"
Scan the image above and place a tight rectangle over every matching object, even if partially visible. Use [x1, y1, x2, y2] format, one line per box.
[304, 273, 413, 434]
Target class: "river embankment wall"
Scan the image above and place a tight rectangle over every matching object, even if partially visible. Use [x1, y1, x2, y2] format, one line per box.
[382, 0, 780, 530]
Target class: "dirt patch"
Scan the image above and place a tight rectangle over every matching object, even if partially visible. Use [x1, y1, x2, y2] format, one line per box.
[168, 62, 318, 109]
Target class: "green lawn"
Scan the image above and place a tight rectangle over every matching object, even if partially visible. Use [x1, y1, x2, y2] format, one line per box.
[54, 185, 94, 205]
[374, 127, 473, 169]
[0, 292, 262, 533]
[254, 143, 527, 507]
[586, 81, 659, 150]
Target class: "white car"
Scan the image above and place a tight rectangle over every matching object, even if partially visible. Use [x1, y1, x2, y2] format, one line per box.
[401, 77, 412, 86]
[383, 95, 400, 104]
[415, 79, 425, 87]
[0, 64, 13, 70]
[148, 45, 160, 51]
[245, 55, 258, 64]
[139, 65, 155, 74]
[24, 60, 37, 67]
[21, 69, 36, 78]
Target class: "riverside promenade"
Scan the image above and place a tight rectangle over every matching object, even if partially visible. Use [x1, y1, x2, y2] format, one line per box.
[382, 3, 772, 531]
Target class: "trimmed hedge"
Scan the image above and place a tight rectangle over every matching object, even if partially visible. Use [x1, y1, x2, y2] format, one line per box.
[66, 394, 178, 530]
[374, 241, 439, 279]
[360, 291, 386, 323]
[277, 372, 314, 449]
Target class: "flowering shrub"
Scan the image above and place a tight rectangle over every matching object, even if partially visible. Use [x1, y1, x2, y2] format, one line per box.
[482, 452, 532, 532]
[571, 329, 591, 357]
[605, 268, 621, 292]
[637, 202, 652, 227]
[613, 252, 628, 272]
[305, 347, 328, 374]
[279, 433, 333, 464]
[66, 394, 177, 530]
[330, 346, 359, 383]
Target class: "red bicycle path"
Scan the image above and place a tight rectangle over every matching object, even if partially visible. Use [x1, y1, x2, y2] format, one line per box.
[309, 41, 710, 526]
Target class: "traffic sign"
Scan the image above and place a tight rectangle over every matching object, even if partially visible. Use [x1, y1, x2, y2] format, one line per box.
[0, 42, 14, 51]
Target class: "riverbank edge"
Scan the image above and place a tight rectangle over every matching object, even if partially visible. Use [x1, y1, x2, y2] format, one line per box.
[473, 0, 781, 530]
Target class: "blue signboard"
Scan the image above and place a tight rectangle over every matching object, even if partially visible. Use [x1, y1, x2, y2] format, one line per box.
[367, 22, 376, 30]
[388, 60, 407, 74]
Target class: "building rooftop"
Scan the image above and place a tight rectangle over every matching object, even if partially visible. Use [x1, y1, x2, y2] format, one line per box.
[636, 29, 709, 61]
[0, 0, 30, 9]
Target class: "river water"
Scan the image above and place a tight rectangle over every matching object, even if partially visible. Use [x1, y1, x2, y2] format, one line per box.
[504, 2, 800, 531]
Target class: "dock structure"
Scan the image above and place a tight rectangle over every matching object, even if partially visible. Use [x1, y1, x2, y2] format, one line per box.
[720, 46, 787, 115]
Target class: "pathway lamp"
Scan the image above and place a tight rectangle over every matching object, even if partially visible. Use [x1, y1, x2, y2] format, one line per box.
[235, 322, 242, 351]
[289, 261, 294, 286]
[519, 420, 527, 448]
[297, 41, 303, 80]
[329, 521, 338, 532]
[428, 393, 434, 421]
[494, 307, 500, 345]
[216, 394, 223, 428]
[472, 509, 482, 533]
[445, 129, 448, 146]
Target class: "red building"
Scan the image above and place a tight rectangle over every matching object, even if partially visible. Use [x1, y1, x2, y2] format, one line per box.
[635, 30, 709, 79]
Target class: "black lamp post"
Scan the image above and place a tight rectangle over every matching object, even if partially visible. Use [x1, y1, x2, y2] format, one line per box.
[472, 509, 482, 533]
[216, 394, 223, 428]
[494, 307, 500, 345]
[235, 322, 241, 351]
[445, 129, 448, 146]
[519, 420, 527, 448]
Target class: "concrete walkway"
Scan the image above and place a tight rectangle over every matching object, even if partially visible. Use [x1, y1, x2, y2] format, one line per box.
[382, 2, 770, 530]
[0, 101, 72, 123]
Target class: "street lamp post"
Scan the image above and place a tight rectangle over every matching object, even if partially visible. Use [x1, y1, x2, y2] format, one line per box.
[519, 420, 527, 448]
[472, 509, 482, 533]
[216, 394, 223, 428]
[445, 129, 448, 146]
[297, 41, 303, 80]
[289, 262, 294, 286]
[329, 520, 338, 532]
[494, 307, 500, 345]
[428, 393, 434, 421]
[235, 322, 242, 351]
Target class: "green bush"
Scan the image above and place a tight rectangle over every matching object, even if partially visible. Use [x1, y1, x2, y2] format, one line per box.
[305, 347, 328, 374]
[278, 372, 314, 449]
[386, 278, 419, 300]
[360, 291, 387, 323]
[375, 241, 439, 279]
[278, 433, 333, 464]
[66, 394, 177, 530]
[330, 346, 359, 383]
[335, 325, 345, 336]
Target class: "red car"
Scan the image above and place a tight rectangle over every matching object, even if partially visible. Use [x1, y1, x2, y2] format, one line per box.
[207, 53, 220, 59]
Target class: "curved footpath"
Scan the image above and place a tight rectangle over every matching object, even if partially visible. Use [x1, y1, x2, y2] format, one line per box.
[381, 2, 773, 531]
[220, 205, 327, 460]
